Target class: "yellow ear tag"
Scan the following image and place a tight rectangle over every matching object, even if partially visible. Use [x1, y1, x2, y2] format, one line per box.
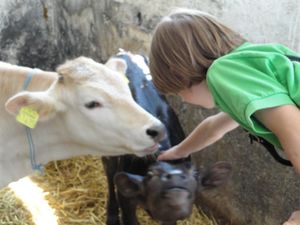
[121, 74, 129, 84]
[16, 107, 39, 129]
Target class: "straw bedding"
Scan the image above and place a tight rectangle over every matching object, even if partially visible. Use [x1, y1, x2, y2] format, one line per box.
[0, 155, 218, 225]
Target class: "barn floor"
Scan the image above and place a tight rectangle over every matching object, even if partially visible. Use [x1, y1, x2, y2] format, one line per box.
[0, 155, 219, 225]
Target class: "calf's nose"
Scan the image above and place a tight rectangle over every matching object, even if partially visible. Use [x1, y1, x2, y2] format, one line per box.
[146, 124, 166, 142]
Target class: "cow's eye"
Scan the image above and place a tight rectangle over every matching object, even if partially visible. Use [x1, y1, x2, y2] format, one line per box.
[84, 101, 102, 109]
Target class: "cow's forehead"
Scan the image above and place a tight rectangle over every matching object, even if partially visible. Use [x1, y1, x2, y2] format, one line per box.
[77, 81, 129, 103]
[94, 66, 130, 91]
[148, 162, 195, 176]
[57, 56, 124, 83]
[51, 59, 131, 106]
[57, 58, 128, 88]
[150, 162, 182, 172]
[83, 62, 124, 84]
[91, 72, 130, 98]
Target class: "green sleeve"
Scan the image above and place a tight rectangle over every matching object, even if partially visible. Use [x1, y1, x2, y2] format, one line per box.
[207, 55, 295, 147]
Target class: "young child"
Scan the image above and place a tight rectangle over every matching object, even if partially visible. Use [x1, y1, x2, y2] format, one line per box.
[149, 8, 300, 225]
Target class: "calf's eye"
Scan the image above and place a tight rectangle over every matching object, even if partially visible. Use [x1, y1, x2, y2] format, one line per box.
[147, 171, 154, 178]
[84, 101, 102, 109]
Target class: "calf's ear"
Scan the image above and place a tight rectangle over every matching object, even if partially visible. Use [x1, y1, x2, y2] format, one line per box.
[105, 58, 127, 75]
[114, 172, 144, 198]
[200, 161, 232, 189]
[5, 91, 64, 121]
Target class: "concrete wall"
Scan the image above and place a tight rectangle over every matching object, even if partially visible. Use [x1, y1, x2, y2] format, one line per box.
[1, 0, 300, 224]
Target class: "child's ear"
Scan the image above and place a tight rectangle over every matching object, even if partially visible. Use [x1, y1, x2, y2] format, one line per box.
[5, 91, 63, 121]
[114, 172, 144, 198]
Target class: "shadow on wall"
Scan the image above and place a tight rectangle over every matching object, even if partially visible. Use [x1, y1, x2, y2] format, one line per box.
[0, 0, 159, 70]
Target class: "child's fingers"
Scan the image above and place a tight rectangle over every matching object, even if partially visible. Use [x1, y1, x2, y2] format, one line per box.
[157, 150, 176, 161]
[282, 222, 296, 225]
[157, 152, 168, 161]
[284, 210, 300, 225]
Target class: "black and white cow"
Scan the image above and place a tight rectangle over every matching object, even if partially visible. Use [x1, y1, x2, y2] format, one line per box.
[101, 51, 188, 225]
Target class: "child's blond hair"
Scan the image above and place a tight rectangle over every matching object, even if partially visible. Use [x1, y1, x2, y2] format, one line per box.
[149, 8, 246, 94]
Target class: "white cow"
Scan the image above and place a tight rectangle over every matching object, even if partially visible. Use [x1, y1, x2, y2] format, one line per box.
[0, 57, 165, 188]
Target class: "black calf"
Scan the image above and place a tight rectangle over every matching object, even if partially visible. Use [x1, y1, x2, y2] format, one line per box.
[102, 51, 188, 225]
[114, 161, 232, 225]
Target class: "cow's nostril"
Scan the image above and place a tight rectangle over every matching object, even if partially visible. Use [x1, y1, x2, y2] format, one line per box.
[146, 129, 159, 138]
[146, 124, 166, 141]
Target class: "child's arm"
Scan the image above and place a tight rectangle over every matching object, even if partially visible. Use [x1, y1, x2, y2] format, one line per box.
[255, 104, 300, 175]
[157, 112, 239, 160]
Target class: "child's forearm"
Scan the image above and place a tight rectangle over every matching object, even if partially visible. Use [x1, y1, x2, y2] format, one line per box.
[281, 136, 300, 176]
[176, 112, 239, 156]
[255, 104, 300, 175]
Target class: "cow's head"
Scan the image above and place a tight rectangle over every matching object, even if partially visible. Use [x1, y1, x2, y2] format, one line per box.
[5, 57, 166, 156]
[114, 161, 232, 225]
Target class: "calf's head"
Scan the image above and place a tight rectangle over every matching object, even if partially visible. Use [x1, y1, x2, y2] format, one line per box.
[5, 57, 165, 157]
[114, 161, 232, 224]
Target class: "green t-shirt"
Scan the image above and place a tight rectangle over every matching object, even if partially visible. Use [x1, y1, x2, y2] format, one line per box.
[206, 42, 300, 148]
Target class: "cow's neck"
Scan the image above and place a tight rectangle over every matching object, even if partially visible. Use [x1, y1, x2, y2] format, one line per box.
[0, 112, 100, 188]
[0, 64, 57, 102]
[0, 65, 60, 187]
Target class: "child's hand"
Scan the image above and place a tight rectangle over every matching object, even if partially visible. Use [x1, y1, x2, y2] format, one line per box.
[157, 145, 188, 161]
[283, 210, 300, 225]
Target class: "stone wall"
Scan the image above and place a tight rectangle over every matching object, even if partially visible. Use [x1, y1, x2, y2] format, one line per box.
[1, 0, 300, 224]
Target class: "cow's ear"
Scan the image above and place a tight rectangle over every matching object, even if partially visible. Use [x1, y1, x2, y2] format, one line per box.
[114, 172, 144, 198]
[199, 161, 232, 189]
[5, 91, 64, 121]
[105, 57, 127, 75]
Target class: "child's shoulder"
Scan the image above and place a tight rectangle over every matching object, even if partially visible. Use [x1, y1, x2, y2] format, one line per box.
[208, 42, 299, 72]
[230, 42, 299, 57]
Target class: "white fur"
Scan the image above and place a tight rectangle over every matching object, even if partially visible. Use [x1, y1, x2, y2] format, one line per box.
[0, 57, 162, 187]
[9, 177, 58, 225]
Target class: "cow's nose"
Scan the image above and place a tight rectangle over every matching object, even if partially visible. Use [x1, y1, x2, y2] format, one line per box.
[146, 124, 166, 142]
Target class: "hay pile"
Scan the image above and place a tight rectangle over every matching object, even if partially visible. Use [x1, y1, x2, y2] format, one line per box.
[0, 155, 218, 225]
[0, 187, 34, 225]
